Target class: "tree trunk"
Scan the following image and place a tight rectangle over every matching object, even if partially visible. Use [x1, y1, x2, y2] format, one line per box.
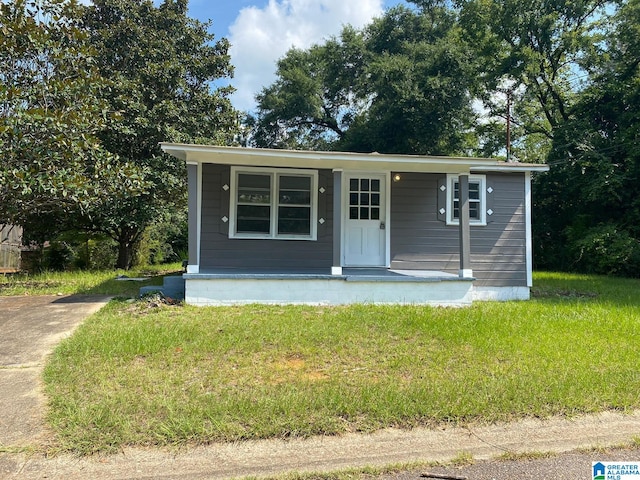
[115, 227, 141, 270]
[116, 241, 134, 270]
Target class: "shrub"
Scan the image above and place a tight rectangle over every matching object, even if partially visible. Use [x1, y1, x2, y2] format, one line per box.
[569, 224, 640, 277]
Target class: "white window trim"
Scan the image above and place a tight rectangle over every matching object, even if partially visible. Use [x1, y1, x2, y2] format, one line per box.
[445, 174, 487, 226]
[229, 166, 318, 240]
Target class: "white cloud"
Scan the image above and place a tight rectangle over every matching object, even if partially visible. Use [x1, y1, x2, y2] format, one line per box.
[229, 0, 384, 112]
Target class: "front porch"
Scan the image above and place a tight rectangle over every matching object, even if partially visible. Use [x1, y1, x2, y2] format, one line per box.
[183, 268, 475, 306]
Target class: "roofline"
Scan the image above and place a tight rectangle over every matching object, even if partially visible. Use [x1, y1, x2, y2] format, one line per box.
[160, 143, 550, 173]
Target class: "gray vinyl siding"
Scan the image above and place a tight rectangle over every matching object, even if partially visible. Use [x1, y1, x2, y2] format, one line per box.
[187, 164, 199, 266]
[390, 172, 527, 287]
[200, 164, 333, 270]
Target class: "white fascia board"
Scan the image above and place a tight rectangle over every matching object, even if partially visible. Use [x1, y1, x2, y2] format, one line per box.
[471, 164, 549, 173]
[160, 143, 531, 174]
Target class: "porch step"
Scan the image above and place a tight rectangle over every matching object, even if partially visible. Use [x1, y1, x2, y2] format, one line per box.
[140, 275, 185, 301]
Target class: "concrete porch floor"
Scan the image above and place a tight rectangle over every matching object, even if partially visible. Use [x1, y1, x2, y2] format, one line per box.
[187, 267, 465, 281]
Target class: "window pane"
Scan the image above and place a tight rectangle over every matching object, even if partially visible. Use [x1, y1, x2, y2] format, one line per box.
[278, 207, 311, 235]
[360, 193, 369, 206]
[371, 193, 380, 206]
[280, 176, 310, 190]
[238, 173, 271, 204]
[350, 193, 359, 205]
[371, 179, 380, 192]
[279, 175, 311, 205]
[238, 191, 270, 203]
[350, 178, 358, 191]
[469, 204, 479, 219]
[236, 205, 270, 233]
[371, 208, 380, 220]
[350, 207, 358, 219]
[360, 179, 370, 191]
[279, 190, 311, 204]
[469, 182, 480, 200]
[360, 207, 369, 219]
[239, 174, 270, 189]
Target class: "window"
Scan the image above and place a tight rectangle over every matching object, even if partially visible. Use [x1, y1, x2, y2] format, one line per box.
[230, 167, 318, 240]
[446, 174, 486, 226]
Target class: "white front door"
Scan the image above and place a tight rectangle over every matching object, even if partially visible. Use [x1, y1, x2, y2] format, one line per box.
[344, 174, 387, 266]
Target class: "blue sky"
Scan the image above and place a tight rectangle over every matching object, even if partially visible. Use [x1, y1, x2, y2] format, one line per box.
[183, 0, 409, 111]
[188, 1, 406, 38]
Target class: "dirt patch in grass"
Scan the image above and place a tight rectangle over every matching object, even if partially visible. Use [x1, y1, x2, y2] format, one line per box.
[531, 288, 598, 299]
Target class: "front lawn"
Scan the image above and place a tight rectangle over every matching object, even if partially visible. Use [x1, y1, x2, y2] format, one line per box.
[0, 263, 182, 297]
[43, 272, 640, 454]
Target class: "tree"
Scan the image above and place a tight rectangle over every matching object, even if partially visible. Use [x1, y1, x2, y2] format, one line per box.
[252, 5, 478, 156]
[252, 26, 367, 150]
[0, 0, 146, 231]
[534, 0, 640, 276]
[340, 5, 477, 155]
[451, 0, 617, 161]
[81, 0, 239, 268]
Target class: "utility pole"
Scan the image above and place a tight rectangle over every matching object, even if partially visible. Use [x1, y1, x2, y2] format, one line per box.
[505, 88, 512, 162]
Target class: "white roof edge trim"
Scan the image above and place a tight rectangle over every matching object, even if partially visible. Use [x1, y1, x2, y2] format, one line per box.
[470, 164, 550, 173]
[160, 143, 549, 172]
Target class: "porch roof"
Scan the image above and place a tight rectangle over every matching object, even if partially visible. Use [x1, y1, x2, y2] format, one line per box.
[160, 143, 550, 174]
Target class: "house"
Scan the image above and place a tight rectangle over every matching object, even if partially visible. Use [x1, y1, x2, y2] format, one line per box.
[160, 144, 549, 306]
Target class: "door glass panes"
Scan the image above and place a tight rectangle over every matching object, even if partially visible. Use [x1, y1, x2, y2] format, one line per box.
[277, 175, 311, 235]
[349, 177, 381, 220]
[237, 174, 271, 233]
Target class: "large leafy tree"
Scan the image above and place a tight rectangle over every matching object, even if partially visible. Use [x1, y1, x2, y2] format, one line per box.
[342, 5, 477, 155]
[0, 0, 146, 231]
[252, 5, 477, 156]
[451, 0, 616, 161]
[81, 0, 239, 268]
[252, 27, 367, 151]
[534, 0, 640, 275]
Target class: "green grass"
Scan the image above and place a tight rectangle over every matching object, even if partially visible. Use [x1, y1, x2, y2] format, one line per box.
[0, 263, 183, 297]
[42, 272, 640, 454]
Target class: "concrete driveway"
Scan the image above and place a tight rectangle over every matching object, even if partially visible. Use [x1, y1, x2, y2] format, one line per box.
[0, 295, 110, 447]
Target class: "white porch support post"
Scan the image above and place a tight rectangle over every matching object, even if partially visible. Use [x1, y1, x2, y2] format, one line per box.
[186, 162, 200, 274]
[525, 171, 533, 287]
[458, 174, 473, 278]
[332, 169, 343, 275]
